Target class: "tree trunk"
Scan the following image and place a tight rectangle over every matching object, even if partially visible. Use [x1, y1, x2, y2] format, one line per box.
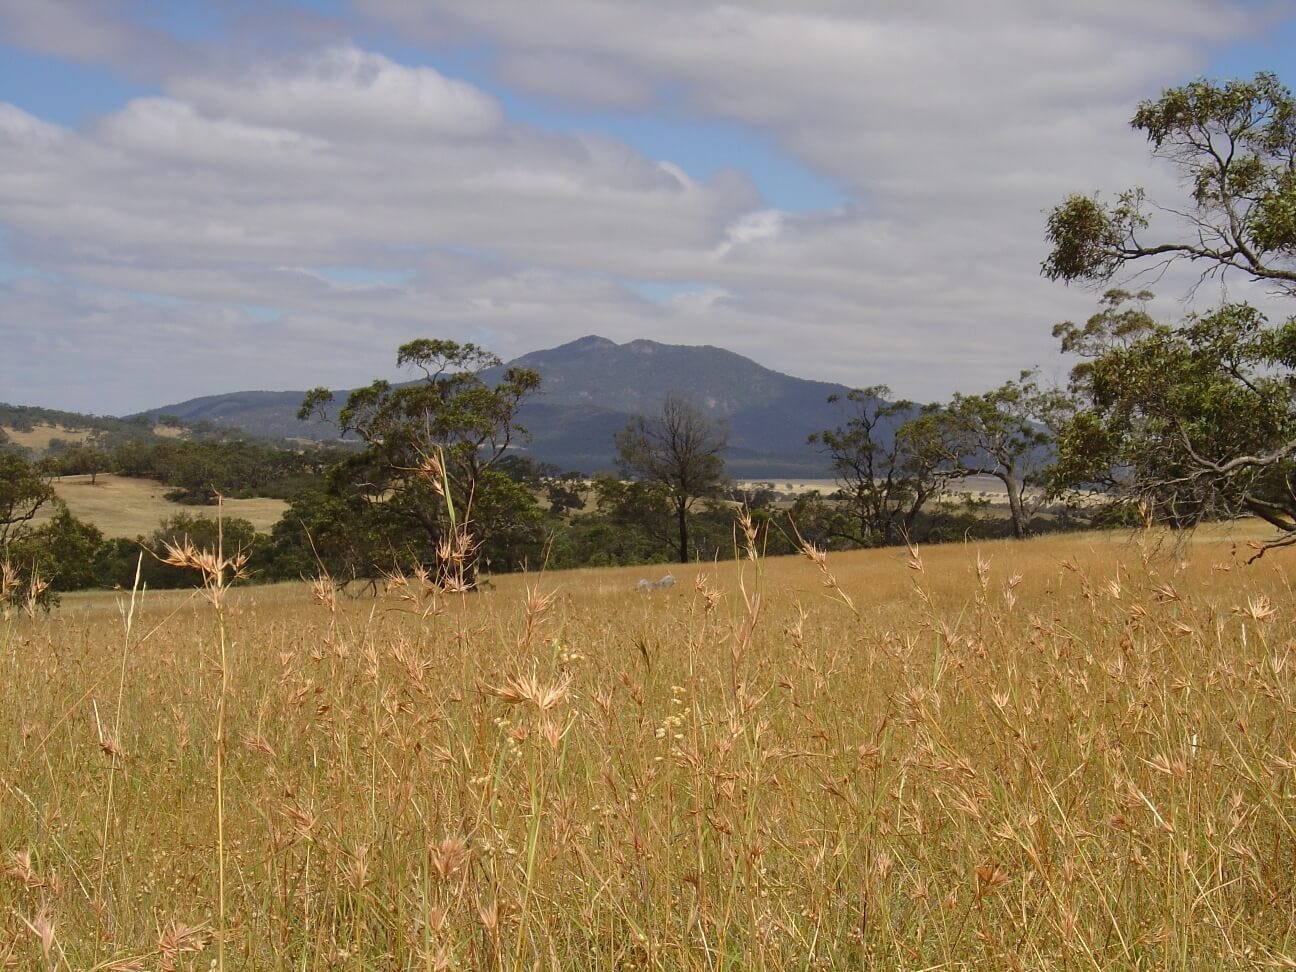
[676, 498, 689, 564]
[1002, 473, 1027, 539]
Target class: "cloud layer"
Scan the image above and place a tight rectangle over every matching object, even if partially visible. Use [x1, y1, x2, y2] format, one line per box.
[0, 0, 1285, 414]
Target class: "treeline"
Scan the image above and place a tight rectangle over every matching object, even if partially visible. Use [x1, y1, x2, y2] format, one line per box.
[0, 447, 1047, 610]
[0, 359, 1080, 610]
[72, 438, 349, 503]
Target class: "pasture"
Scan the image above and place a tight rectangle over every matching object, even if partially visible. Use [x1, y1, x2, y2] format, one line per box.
[2, 523, 1294, 969]
[41, 474, 289, 537]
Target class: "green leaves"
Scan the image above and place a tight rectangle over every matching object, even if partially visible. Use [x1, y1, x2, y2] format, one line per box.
[1042, 193, 1125, 283]
[1053, 294, 1296, 540]
[1044, 72, 1296, 290]
[298, 340, 543, 579]
[0, 453, 55, 548]
[809, 387, 951, 546]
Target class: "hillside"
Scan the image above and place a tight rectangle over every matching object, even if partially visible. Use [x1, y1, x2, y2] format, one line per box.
[133, 336, 897, 476]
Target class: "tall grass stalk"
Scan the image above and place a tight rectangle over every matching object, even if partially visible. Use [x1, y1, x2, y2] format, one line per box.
[156, 502, 246, 972]
[94, 553, 143, 957]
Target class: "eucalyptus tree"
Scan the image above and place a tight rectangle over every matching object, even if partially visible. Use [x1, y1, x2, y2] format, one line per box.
[615, 393, 728, 564]
[1051, 291, 1296, 552]
[0, 452, 54, 549]
[809, 386, 955, 546]
[1044, 72, 1296, 292]
[1043, 70, 1296, 553]
[299, 339, 542, 583]
[935, 372, 1065, 539]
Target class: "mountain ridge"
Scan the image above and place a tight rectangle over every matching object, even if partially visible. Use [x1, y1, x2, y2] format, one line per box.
[130, 335, 875, 477]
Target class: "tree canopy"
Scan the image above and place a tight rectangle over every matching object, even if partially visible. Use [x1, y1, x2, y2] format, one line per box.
[299, 339, 542, 585]
[935, 373, 1064, 539]
[808, 387, 954, 546]
[0, 453, 54, 549]
[1044, 72, 1296, 291]
[615, 394, 728, 564]
[1051, 291, 1296, 551]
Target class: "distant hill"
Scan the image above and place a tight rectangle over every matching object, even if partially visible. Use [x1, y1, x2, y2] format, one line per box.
[133, 390, 330, 442]
[0, 401, 216, 457]
[132, 336, 894, 477]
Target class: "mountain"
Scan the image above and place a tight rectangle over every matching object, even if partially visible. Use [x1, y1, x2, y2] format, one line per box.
[134, 335, 878, 477]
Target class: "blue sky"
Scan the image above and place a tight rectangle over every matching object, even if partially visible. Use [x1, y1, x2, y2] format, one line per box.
[1, 0, 1294, 413]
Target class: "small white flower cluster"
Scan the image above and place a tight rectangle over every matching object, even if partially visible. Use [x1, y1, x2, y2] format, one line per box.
[493, 715, 523, 758]
[653, 685, 689, 743]
[556, 640, 585, 665]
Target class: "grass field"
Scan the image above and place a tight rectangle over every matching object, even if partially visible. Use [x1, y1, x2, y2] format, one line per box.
[40, 474, 289, 537]
[2, 424, 95, 453]
[2, 521, 1295, 969]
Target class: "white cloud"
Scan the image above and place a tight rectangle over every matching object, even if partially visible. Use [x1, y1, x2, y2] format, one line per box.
[170, 46, 505, 140]
[0, 0, 198, 78]
[714, 209, 783, 257]
[496, 50, 657, 110]
[1, 2, 1288, 415]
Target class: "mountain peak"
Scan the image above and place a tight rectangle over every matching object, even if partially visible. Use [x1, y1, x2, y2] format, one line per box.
[552, 335, 618, 354]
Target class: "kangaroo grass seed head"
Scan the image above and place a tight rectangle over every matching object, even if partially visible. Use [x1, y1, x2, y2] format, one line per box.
[429, 837, 470, 881]
[480, 669, 573, 711]
[155, 536, 248, 605]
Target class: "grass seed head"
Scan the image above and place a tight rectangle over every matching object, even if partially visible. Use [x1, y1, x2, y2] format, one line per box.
[481, 669, 573, 711]
[429, 837, 470, 881]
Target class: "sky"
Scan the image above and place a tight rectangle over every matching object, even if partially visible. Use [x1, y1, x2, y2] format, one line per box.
[1, 0, 1294, 415]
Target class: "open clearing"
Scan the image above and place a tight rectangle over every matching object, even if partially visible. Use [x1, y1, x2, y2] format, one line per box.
[3, 522, 1295, 968]
[2, 423, 95, 452]
[41, 473, 289, 537]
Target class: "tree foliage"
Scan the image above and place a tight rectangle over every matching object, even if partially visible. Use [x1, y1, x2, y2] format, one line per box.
[1044, 72, 1296, 291]
[141, 512, 263, 589]
[615, 394, 728, 564]
[0, 453, 54, 549]
[8, 505, 107, 593]
[299, 339, 543, 582]
[935, 372, 1064, 539]
[808, 387, 954, 546]
[1051, 290, 1296, 550]
[57, 444, 111, 484]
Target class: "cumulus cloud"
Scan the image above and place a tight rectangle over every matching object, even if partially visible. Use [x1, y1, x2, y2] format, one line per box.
[1, 1, 1288, 413]
[345, 0, 1279, 394]
[171, 46, 505, 140]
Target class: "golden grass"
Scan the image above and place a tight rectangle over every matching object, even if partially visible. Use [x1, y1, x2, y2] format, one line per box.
[2, 423, 183, 452]
[40, 474, 288, 537]
[3, 523, 1296, 969]
[2, 424, 94, 452]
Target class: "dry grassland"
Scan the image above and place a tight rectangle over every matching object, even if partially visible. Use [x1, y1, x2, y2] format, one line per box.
[2, 424, 182, 452]
[2, 425, 95, 453]
[2, 523, 1295, 969]
[41, 475, 288, 537]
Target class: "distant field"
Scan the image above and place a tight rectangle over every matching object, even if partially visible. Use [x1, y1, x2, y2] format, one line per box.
[40, 474, 288, 536]
[3, 421, 183, 453]
[3, 520, 1294, 967]
[2, 423, 94, 452]
[738, 475, 1013, 500]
